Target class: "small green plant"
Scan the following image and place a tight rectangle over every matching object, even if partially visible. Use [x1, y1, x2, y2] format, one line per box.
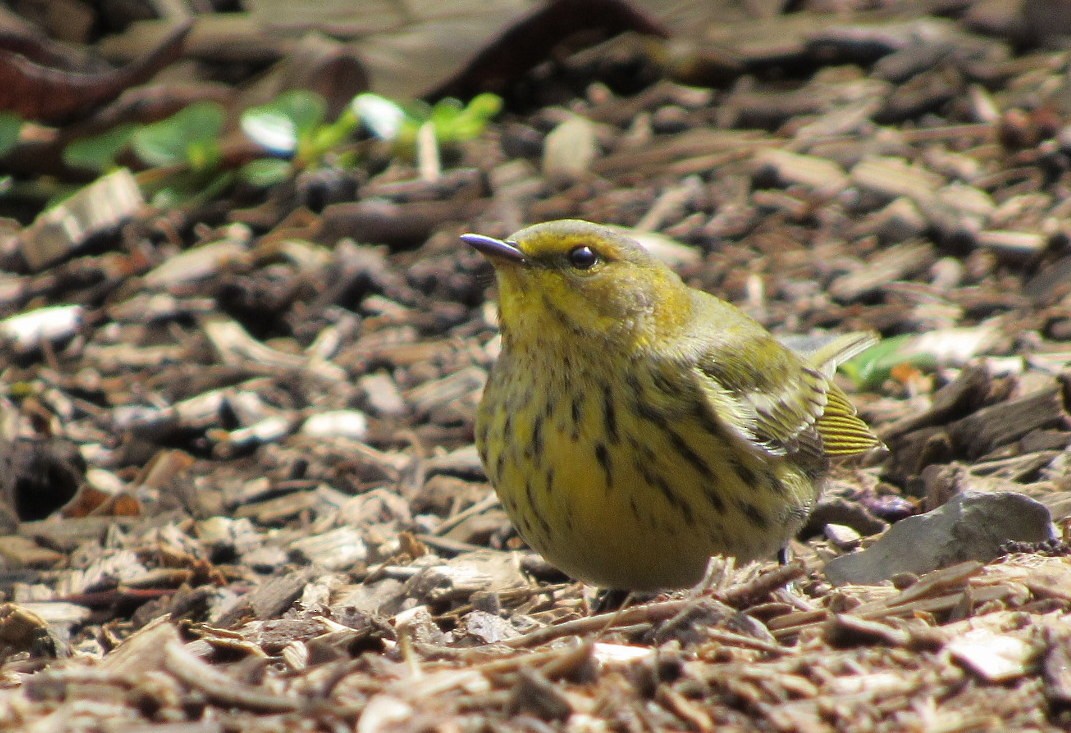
[352, 92, 502, 154]
[131, 101, 229, 207]
[63, 124, 139, 173]
[839, 335, 938, 390]
[239, 90, 361, 187]
[239, 90, 503, 184]
[133, 101, 224, 170]
[36, 89, 502, 211]
[0, 112, 21, 158]
[0, 113, 22, 193]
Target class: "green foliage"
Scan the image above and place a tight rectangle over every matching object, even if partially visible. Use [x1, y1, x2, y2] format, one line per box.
[352, 92, 502, 154]
[241, 90, 326, 157]
[128, 102, 228, 206]
[0, 112, 21, 158]
[63, 124, 139, 172]
[238, 158, 294, 188]
[132, 102, 224, 170]
[839, 335, 938, 390]
[239, 90, 361, 186]
[42, 88, 501, 209]
[430, 93, 503, 144]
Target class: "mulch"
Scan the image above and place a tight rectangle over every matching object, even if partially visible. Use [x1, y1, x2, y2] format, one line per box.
[2, 2, 1071, 730]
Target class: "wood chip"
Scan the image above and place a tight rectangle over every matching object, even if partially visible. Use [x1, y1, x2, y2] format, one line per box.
[948, 627, 1038, 683]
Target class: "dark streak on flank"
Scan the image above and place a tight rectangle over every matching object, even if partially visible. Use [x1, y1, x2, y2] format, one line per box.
[569, 396, 581, 440]
[651, 368, 678, 399]
[636, 457, 696, 527]
[665, 426, 715, 480]
[594, 442, 613, 489]
[736, 499, 769, 530]
[536, 511, 552, 538]
[602, 383, 620, 444]
[561, 351, 573, 374]
[494, 450, 506, 481]
[629, 428, 723, 514]
[730, 453, 759, 489]
[692, 401, 724, 444]
[628, 435, 659, 467]
[633, 395, 670, 429]
[531, 414, 545, 460]
[702, 484, 726, 514]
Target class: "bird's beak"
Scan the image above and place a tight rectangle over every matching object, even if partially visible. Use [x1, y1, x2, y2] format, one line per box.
[461, 233, 527, 264]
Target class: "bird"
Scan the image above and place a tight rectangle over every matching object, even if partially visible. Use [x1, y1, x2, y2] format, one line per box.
[462, 219, 880, 591]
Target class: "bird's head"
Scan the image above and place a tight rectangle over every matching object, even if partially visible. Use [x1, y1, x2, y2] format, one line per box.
[462, 220, 693, 348]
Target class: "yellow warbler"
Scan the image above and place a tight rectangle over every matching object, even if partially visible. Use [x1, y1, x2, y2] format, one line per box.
[463, 220, 879, 590]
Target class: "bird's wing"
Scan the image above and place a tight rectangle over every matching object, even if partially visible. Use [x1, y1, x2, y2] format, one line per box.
[681, 326, 878, 461]
[689, 338, 829, 460]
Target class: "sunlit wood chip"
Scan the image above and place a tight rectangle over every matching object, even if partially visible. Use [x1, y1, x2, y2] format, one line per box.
[19, 168, 144, 270]
[948, 628, 1037, 682]
[0, 304, 83, 353]
[143, 236, 250, 288]
[301, 410, 369, 440]
[592, 642, 654, 664]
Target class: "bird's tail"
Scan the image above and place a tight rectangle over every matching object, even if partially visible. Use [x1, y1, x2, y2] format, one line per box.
[788, 331, 883, 456]
[800, 332, 878, 378]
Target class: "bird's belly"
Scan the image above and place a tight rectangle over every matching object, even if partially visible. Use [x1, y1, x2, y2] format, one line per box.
[478, 372, 819, 590]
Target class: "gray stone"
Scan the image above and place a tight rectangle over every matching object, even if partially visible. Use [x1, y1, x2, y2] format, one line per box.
[824, 491, 1055, 585]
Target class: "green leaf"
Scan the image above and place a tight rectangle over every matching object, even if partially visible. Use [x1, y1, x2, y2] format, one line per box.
[399, 99, 432, 123]
[430, 97, 464, 124]
[242, 90, 327, 155]
[63, 124, 139, 172]
[239, 158, 292, 187]
[133, 102, 224, 167]
[352, 93, 407, 140]
[432, 94, 502, 144]
[0, 113, 21, 157]
[310, 108, 360, 154]
[839, 335, 938, 390]
[186, 138, 221, 172]
[467, 93, 503, 120]
[353, 92, 500, 155]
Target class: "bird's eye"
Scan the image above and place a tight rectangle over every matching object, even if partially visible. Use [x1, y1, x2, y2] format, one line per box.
[568, 246, 599, 270]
